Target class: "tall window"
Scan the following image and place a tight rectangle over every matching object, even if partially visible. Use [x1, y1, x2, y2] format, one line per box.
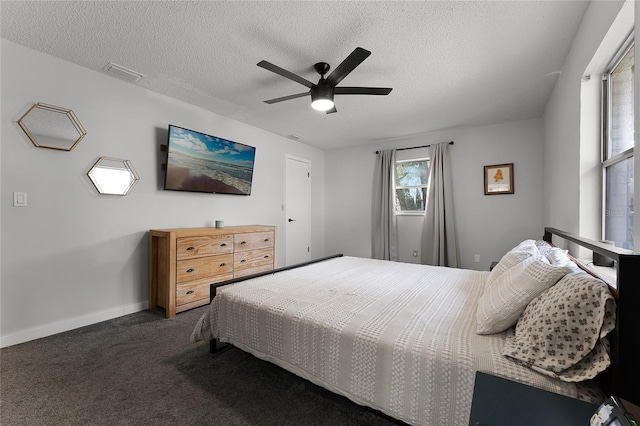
[394, 158, 430, 213]
[602, 38, 634, 250]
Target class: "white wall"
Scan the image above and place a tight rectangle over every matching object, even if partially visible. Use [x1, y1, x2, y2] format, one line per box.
[542, 0, 625, 237]
[325, 118, 545, 271]
[0, 40, 325, 347]
[578, 75, 602, 248]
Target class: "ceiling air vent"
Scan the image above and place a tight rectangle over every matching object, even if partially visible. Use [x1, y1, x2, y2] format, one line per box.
[102, 62, 146, 83]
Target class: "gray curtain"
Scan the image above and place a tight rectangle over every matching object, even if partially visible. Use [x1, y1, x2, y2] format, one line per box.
[372, 149, 398, 261]
[421, 142, 458, 267]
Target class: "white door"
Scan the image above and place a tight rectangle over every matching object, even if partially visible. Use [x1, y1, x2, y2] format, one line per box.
[285, 156, 311, 265]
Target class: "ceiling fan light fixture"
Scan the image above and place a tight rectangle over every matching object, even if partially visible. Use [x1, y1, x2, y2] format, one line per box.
[311, 98, 334, 111]
[311, 85, 334, 111]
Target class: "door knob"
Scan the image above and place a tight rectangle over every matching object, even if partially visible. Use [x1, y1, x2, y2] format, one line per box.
[288, 218, 296, 222]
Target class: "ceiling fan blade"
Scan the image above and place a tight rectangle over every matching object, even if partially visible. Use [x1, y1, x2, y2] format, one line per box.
[326, 105, 337, 114]
[325, 47, 371, 87]
[263, 91, 310, 104]
[257, 60, 315, 88]
[334, 87, 393, 95]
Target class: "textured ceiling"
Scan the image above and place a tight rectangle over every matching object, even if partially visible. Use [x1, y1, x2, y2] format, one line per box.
[1, 1, 589, 150]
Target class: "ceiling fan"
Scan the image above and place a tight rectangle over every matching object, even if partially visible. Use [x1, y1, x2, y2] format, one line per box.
[257, 47, 392, 114]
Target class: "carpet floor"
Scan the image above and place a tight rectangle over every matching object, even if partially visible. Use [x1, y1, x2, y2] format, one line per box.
[1, 307, 399, 425]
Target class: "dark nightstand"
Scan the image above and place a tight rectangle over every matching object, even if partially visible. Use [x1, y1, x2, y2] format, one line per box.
[469, 371, 597, 426]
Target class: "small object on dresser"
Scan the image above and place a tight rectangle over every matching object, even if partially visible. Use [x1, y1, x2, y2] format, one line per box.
[215, 220, 224, 228]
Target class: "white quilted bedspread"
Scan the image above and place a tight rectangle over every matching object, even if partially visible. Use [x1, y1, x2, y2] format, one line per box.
[191, 256, 578, 425]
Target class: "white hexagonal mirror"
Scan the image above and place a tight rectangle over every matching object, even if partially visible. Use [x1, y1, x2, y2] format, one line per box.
[87, 157, 140, 196]
[18, 102, 87, 151]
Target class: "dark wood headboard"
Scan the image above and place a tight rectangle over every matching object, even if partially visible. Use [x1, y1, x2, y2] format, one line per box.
[543, 227, 640, 406]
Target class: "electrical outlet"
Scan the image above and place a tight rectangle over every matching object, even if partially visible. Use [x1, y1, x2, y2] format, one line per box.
[412, 250, 418, 257]
[13, 192, 27, 207]
[474, 254, 480, 263]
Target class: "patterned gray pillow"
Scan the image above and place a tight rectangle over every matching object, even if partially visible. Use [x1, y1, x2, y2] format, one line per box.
[503, 271, 616, 382]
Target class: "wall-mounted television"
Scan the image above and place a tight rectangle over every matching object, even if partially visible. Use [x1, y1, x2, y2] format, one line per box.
[164, 125, 256, 195]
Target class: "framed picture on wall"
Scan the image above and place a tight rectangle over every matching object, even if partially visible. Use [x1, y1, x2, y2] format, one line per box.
[484, 163, 514, 195]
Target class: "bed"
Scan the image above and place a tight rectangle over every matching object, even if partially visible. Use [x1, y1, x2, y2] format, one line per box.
[191, 227, 640, 425]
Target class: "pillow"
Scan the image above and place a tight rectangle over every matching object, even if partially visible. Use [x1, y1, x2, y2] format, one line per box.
[486, 239, 539, 286]
[514, 239, 539, 251]
[476, 255, 571, 334]
[502, 271, 616, 382]
[545, 247, 579, 270]
[535, 240, 579, 270]
[534, 239, 554, 256]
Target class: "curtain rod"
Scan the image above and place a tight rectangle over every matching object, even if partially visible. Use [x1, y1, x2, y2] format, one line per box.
[375, 141, 454, 154]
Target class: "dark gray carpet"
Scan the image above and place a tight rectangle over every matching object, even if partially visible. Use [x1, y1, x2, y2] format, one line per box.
[1, 307, 399, 425]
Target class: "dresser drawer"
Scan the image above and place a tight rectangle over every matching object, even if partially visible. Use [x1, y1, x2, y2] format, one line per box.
[234, 247, 274, 276]
[176, 275, 233, 306]
[176, 254, 233, 283]
[234, 231, 274, 252]
[235, 264, 273, 278]
[177, 235, 233, 260]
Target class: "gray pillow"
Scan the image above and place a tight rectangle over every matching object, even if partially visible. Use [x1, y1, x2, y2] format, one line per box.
[486, 240, 538, 286]
[476, 255, 570, 334]
[503, 271, 616, 382]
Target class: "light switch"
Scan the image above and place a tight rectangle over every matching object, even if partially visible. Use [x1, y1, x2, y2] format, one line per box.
[13, 192, 27, 207]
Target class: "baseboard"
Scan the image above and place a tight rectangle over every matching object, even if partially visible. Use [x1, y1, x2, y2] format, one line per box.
[0, 301, 149, 348]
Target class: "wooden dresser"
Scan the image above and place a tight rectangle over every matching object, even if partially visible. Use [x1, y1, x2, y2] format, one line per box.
[149, 225, 276, 318]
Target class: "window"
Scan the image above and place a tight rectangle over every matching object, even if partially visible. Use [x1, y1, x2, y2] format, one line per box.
[602, 38, 634, 250]
[394, 158, 430, 213]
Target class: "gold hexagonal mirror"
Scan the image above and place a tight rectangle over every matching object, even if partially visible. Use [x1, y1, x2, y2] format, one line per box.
[87, 157, 140, 196]
[18, 102, 87, 151]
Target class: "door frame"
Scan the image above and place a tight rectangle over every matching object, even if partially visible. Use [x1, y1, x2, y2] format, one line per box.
[285, 155, 311, 265]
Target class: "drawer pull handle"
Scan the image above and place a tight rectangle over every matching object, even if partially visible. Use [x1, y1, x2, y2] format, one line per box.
[219, 263, 227, 267]
[220, 243, 227, 247]
[240, 259, 246, 263]
[186, 290, 195, 295]
[264, 238, 269, 242]
[186, 247, 195, 251]
[186, 268, 194, 273]
[263, 255, 269, 259]
[240, 241, 247, 245]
